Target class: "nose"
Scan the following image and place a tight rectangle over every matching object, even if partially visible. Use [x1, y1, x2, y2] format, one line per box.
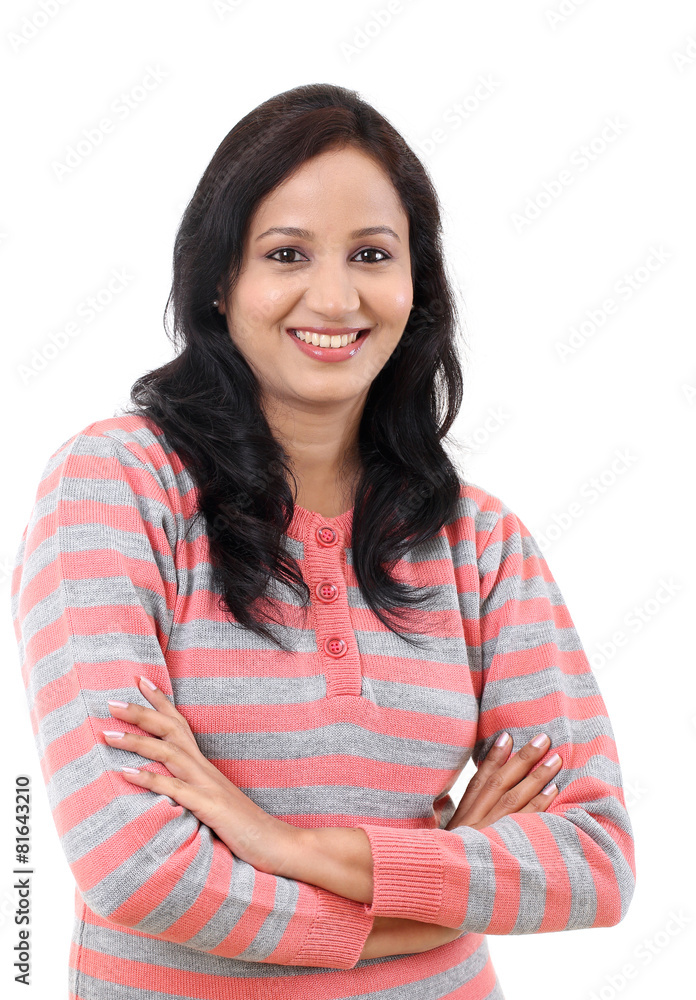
[302, 259, 361, 319]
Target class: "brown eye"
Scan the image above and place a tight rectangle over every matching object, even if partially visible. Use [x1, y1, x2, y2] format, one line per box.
[354, 248, 390, 263]
[267, 248, 306, 264]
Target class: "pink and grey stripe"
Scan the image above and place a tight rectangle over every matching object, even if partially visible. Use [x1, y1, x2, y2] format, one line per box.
[11, 414, 636, 999]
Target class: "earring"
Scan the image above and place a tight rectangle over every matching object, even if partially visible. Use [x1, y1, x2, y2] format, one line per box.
[212, 299, 219, 307]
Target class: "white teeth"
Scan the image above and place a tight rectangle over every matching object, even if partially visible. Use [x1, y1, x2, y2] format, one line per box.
[293, 329, 360, 348]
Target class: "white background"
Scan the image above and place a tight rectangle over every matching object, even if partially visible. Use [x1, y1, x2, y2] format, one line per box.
[2, 1, 694, 997]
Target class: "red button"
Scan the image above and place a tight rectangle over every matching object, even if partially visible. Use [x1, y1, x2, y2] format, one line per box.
[315, 581, 338, 603]
[316, 525, 338, 546]
[324, 636, 347, 658]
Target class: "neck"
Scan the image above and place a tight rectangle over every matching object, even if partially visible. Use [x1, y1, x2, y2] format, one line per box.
[262, 396, 364, 513]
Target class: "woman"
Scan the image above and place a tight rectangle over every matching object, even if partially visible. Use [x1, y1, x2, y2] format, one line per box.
[11, 83, 635, 998]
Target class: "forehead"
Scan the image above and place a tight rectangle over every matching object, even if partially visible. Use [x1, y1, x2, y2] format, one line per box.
[249, 146, 408, 234]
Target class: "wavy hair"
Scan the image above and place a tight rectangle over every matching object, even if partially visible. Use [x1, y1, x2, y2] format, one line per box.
[121, 82, 468, 653]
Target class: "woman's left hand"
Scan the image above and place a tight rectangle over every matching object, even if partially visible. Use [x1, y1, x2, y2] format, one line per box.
[102, 675, 302, 877]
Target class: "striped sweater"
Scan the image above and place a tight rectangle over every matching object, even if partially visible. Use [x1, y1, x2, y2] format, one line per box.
[11, 414, 636, 1000]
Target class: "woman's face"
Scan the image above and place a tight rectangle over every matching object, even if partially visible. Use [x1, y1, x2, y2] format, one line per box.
[217, 145, 413, 413]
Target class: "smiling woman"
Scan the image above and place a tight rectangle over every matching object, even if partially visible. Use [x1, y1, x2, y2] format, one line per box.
[11, 82, 635, 1000]
[214, 143, 414, 424]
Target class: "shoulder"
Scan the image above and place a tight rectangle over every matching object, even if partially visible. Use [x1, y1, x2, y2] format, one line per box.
[39, 412, 190, 513]
[444, 479, 532, 566]
[47, 412, 173, 467]
[445, 479, 505, 547]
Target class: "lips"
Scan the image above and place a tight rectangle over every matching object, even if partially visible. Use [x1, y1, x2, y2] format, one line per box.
[286, 327, 372, 362]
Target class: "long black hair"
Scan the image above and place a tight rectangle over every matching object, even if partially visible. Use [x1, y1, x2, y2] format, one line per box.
[121, 82, 469, 653]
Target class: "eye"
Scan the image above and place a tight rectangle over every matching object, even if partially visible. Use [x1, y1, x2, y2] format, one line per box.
[353, 247, 391, 263]
[266, 246, 392, 265]
[267, 248, 307, 264]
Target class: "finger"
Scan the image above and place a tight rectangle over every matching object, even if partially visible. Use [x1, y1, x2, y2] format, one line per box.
[134, 674, 180, 712]
[450, 732, 514, 819]
[107, 680, 193, 745]
[516, 782, 560, 813]
[107, 698, 173, 740]
[118, 763, 208, 815]
[504, 756, 563, 812]
[134, 674, 193, 730]
[479, 753, 563, 826]
[448, 733, 556, 830]
[101, 729, 199, 781]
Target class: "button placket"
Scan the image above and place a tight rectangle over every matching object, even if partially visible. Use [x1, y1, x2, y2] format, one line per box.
[306, 518, 361, 697]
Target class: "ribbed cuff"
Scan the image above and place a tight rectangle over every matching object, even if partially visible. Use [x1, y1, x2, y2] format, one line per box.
[293, 889, 374, 969]
[355, 824, 446, 923]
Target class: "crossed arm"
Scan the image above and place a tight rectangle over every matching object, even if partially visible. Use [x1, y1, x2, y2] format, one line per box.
[104, 674, 569, 915]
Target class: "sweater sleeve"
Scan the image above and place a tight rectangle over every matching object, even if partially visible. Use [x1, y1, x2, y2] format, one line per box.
[355, 496, 636, 934]
[10, 427, 373, 970]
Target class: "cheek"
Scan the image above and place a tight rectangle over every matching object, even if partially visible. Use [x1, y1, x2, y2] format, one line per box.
[383, 275, 414, 321]
[234, 272, 288, 331]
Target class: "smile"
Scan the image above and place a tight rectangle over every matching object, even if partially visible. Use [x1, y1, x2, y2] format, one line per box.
[286, 327, 372, 362]
[294, 329, 362, 348]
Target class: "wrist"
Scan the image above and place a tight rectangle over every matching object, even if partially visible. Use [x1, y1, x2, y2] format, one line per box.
[279, 826, 374, 904]
[261, 816, 309, 879]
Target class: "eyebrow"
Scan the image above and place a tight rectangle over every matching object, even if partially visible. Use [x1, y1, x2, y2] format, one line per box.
[255, 225, 401, 243]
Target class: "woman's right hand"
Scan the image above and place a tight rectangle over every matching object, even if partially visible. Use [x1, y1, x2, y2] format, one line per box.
[443, 730, 562, 831]
[358, 732, 563, 961]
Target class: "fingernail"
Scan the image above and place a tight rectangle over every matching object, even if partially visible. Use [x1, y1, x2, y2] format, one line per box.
[542, 782, 558, 796]
[102, 730, 124, 739]
[139, 675, 158, 691]
[108, 700, 129, 709]
[494, 731, 510, 747]
[121, 767, 140, 774]
[546, 753, 561, 767]
[531, 733, 549, 748]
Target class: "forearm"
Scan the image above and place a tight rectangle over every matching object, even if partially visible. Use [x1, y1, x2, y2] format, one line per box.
[282, 827, 374, 904]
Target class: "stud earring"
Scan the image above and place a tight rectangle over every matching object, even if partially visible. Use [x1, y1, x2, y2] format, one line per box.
[212, 299, 219, 307]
